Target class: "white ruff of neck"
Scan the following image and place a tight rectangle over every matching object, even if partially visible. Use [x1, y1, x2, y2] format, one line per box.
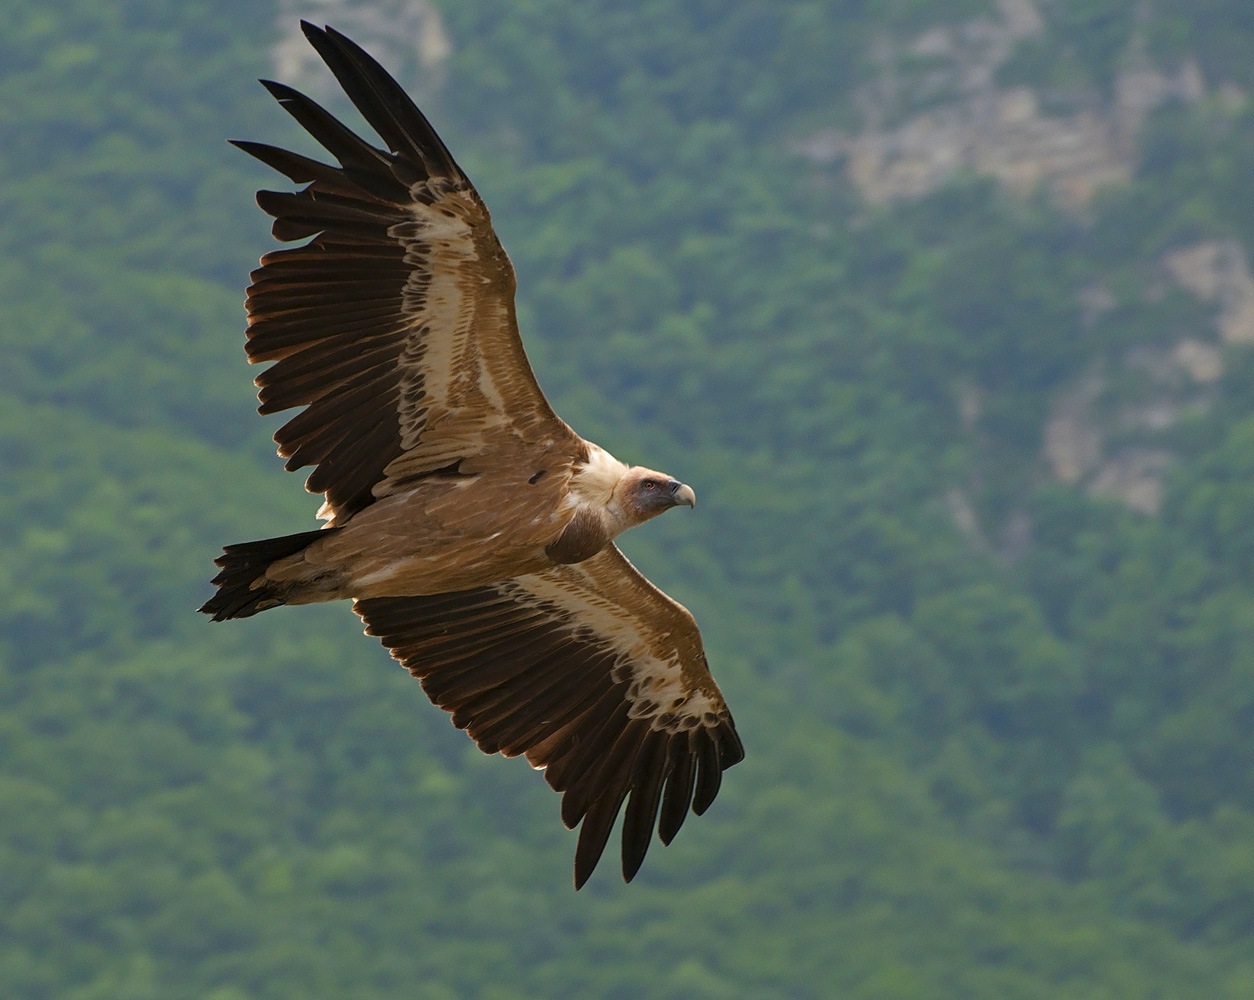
[570, 442, 630, 510]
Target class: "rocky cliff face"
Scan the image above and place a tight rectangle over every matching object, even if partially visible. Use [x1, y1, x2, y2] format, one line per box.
[800, 0, 1251, 516]
[797, 0, 1206, 212]
[1039, 235, 1254, 515]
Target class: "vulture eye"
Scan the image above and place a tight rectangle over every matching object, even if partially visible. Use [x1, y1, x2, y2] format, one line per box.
[641, 480, 658, 491]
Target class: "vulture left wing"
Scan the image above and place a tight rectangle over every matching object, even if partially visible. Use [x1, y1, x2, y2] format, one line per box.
[354, 545, 743, 888]
[236, 23, 578, 526]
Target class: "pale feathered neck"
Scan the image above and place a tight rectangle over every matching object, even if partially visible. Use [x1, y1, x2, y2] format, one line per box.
[570, 443, 629, 508]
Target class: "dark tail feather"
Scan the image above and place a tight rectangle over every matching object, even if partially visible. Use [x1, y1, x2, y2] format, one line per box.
[199, 529, 334, 621]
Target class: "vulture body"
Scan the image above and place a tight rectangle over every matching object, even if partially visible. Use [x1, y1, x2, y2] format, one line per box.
[201, 22, 742, 888]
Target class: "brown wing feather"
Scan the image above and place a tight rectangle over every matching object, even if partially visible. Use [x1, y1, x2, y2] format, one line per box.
[354, 545, 743, 888]
[236, 22, 578, 525]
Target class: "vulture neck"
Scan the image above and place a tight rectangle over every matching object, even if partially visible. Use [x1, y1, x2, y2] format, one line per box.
[570, 444, 635, 536]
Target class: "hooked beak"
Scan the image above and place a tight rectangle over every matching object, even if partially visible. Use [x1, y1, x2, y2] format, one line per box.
[668, 481, 696, 508]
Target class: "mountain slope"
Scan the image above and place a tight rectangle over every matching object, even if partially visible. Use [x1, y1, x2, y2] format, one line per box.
[2, 0, 1252, 996]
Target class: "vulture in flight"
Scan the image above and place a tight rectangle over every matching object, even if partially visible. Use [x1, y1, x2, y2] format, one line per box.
[201, 22, 742, 888]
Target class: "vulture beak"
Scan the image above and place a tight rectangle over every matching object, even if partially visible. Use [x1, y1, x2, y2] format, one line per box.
[668, 481, 697, 508]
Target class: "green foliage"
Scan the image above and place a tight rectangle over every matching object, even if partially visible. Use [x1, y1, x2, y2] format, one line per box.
[998, 0, 1139, 97]
[1000, 0, 1254, 96]
[1147, 0, 1254, 89]
[3, 0, 1253, 997]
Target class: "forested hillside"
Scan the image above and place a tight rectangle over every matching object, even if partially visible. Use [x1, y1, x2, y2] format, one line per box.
[3, 1, 1253, 997]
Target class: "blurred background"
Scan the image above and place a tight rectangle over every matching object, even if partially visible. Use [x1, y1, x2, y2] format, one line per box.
[2, 0, 1252, 996]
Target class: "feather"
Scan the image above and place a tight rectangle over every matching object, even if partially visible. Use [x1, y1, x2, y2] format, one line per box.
[621, 731, 668, 881]
[658, 737, 697, 845]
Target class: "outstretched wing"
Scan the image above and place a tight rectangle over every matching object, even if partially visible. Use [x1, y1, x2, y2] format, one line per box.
[354, 545, 743, 888]
[237, 22, 578, 525]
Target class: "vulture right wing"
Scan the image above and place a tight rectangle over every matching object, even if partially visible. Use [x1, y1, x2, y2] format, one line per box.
[355, 545, 743, 888]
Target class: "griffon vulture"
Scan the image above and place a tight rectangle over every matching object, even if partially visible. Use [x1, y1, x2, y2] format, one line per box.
[200, 22, 742, 888]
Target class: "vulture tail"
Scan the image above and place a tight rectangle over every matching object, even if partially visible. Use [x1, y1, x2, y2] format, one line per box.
[199, 528, 338, 621]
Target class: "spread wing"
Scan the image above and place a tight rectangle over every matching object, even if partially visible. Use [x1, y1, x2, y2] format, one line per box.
[354, 545, 743, 888]
[235, 22, 579, 526]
